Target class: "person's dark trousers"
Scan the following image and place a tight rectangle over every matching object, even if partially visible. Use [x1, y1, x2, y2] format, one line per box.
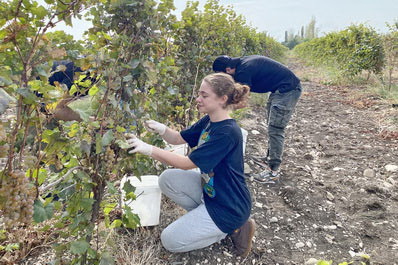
[265, 84, 302, 171]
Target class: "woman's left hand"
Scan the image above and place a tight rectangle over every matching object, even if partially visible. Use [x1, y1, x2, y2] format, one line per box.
[126, 134, 153, 156]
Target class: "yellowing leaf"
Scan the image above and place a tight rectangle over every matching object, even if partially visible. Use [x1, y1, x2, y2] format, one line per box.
[69, 85, 78, 96]
[68, 123, 79, 137]
[88, 85, 99, 96]
[48, 48, 67, 59]
[46, 102, 58, 111]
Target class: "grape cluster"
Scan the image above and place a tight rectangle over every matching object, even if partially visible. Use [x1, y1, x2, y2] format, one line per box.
[0, 123, 5, 141]
[0, 170, 35, 228]
[104, 146, 116, 171]
[0, 143, 8, 158]
[0, 123, 7, 158]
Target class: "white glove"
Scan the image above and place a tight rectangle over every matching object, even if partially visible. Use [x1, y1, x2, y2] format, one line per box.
[145, 120, 167, 136]
[126, 135, 153, 156]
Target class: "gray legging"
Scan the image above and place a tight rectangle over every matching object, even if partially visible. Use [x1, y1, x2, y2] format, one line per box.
[266, 86, 302, 170]
[158, 168, 227, 252]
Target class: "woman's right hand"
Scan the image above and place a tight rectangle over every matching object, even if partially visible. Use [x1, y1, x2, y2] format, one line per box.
[144, 120, 167, 136]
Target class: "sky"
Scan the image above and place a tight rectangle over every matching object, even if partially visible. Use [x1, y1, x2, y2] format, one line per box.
[55, 0, 398, 42]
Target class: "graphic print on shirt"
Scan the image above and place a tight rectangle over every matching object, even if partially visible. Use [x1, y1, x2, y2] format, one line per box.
[198, 128, 210, 146]
[203, 176, 216, 198]
[197, 125, 216, 198]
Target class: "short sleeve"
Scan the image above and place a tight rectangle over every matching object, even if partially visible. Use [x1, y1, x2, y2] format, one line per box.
[180, 115, 210, 148]
[188, 131, 235, 173]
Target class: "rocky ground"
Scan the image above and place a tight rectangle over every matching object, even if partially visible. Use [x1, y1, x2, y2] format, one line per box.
[10, 59, 398, 265]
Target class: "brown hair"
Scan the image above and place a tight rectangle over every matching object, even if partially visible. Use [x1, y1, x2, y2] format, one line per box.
[203, 73, 250, 110]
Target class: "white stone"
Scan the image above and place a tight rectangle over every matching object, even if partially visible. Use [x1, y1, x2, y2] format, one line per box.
[363, 168, 375, 178]
[269, 217, 278, 223]
[333, 167, 344, 171]
[295, 242, 305, 248]
[326, 191, 335, 201]
[305, 258, 319, 265]
[244, 163, 252, 174]
[334, 221, 343, 227]
[385, 164, 398, 172]
[251, 130, 260, 135]
[325, 234, 335, 244]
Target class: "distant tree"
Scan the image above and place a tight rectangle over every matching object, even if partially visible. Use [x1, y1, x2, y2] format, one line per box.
[282, 17, 318, 49]
[45, 31, 85, 59]
[383, 23, 398, 90]
[305, 16, 317, 40]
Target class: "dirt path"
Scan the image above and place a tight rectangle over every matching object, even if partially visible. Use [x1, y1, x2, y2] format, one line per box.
[159, 60, 398, 265]
[245, 82, 398, 264]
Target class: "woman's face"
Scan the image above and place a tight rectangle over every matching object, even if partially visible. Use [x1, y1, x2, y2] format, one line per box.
[196, 80, 227, 114]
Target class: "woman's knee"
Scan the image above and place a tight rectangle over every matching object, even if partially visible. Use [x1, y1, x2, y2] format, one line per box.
[158, 169, 175, 191]
[160, 226, 183, 252]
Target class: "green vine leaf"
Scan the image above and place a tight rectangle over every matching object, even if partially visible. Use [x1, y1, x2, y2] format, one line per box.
[122, 180, 136, 199]
[99, 251, 115, 265]
[101, 130, 114, 147]
[33, 199, 54, 223]
[16, 87, 37, 104]
[109, 219, 122, 229]
[122, 207, 140, 229]
[68, 97, 95, 122]
[70, 240, 90, 255]
[106, 181, 118, 194]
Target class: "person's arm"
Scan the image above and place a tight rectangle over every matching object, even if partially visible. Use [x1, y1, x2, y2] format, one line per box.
[151, 146, 196, 170]
[162, 128, 186, 145]
[145, 120, 186, 145]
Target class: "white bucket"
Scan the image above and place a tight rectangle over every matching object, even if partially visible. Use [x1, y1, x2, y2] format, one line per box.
[241, 128, 248, 155]
[120, 175, 161, 227]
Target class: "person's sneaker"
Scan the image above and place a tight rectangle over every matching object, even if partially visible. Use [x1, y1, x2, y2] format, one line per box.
[253, 169, 281, 184]
[231, 218, 256, 258]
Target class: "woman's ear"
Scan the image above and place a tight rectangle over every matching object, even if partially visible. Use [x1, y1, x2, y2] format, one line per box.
[221, 95, 228, 105]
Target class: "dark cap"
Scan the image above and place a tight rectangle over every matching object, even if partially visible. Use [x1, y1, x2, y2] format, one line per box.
[212, 55, 231, 72]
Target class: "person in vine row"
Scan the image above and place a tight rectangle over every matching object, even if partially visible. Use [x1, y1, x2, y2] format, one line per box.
[48, 60, 84, 91]
[37, 60, 98, 122]
[126, 73, 255, 257]
[212, 55, 302, 184]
